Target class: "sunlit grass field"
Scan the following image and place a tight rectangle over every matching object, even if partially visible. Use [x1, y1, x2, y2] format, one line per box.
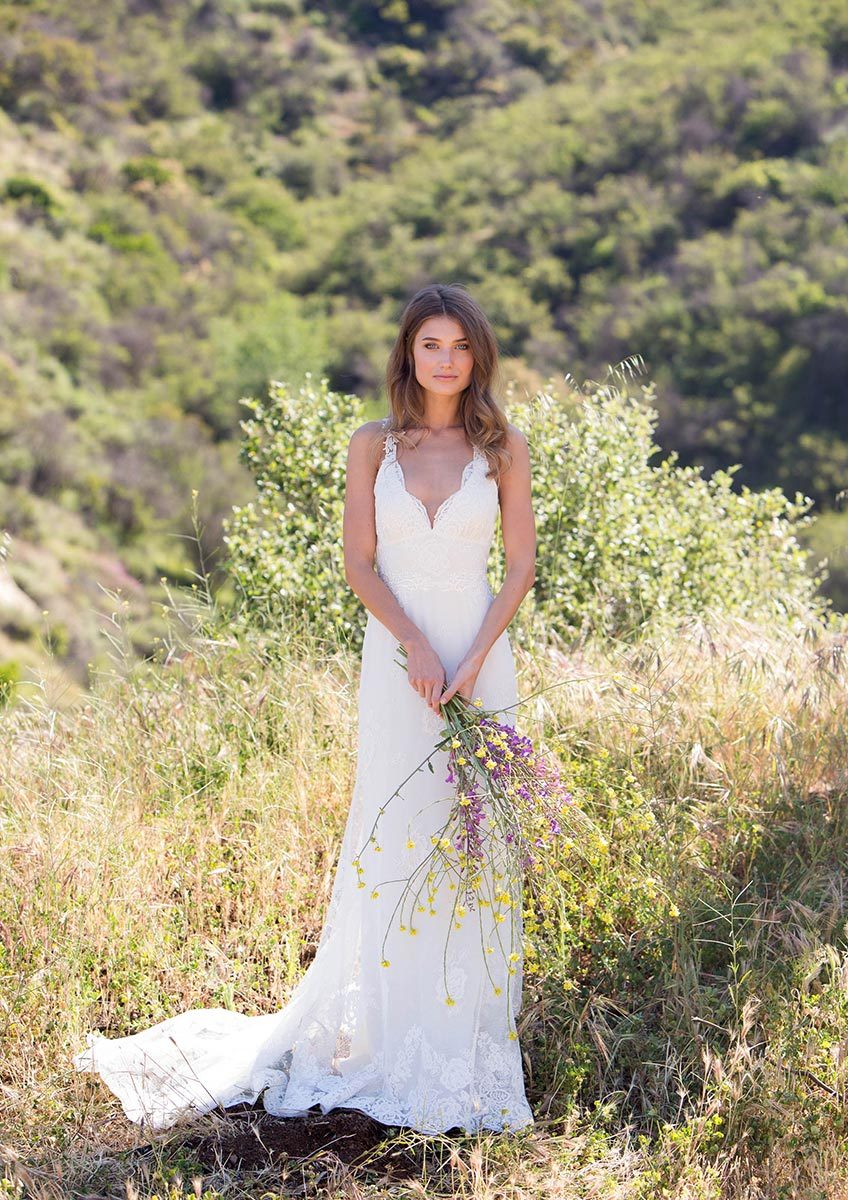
[2, 587, 848, 1199]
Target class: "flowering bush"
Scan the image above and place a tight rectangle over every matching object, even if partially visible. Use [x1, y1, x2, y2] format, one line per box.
[224, 374, 830, 654]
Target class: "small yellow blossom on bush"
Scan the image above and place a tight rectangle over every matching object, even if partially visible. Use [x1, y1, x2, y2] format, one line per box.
[358, 881, 366, 889]
[409, 926, 418, 935]
[381, 960, 390, 968]
[509, 952, 520, 962]
[493, 985, 502, 996]
[416, 903, 426, 912]
[446, 995, 456, 1006]
[371, 890, 379, 899]
[406, 839, 415, 850]
[485, 759, 496, 769]
[473, 697, 483, 707]
[485, 946, 494, 954]
[457, 756, 467, 765]
[451, 738, 461, 748]
[456, 904, 467, 918]
[669, 902, 680, 918]
[508, 1031, 518, 1041]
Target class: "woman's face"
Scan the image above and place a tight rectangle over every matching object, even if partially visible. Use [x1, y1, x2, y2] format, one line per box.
[412, 316, 474, 399]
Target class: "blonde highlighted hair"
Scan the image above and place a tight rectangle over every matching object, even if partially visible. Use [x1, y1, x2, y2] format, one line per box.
[378, 283, 513, 483]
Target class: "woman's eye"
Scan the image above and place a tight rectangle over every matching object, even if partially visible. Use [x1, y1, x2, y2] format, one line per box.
[425, 342, 468, 349]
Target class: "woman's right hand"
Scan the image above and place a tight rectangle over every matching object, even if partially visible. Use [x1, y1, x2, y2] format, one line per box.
[403, 637, 446, 715]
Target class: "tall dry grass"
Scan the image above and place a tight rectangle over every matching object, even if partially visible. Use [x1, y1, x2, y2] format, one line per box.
[2, 590, 848, 1198]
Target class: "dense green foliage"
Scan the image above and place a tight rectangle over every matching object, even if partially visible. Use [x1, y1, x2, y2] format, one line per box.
[224, 376, 831, 651]
[0, 0, 845, 693]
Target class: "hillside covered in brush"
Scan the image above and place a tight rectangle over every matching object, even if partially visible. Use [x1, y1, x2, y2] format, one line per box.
[0, 0, 846, 695]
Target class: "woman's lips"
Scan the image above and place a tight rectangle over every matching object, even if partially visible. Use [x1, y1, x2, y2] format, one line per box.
[434, 374, 457, 379]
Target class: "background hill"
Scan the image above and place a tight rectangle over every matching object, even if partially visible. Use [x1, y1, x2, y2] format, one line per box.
[1, 0, 846, 697]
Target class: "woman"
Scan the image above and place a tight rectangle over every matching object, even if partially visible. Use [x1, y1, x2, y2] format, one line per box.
[73, 282, 537, 1135]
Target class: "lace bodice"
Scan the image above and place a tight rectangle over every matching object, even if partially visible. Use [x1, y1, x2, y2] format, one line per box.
[374, 419, 499, 596]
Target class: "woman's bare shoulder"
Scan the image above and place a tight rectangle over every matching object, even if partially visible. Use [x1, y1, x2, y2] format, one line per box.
[347, 419, 389, 470]
[504, 421, 529, 450]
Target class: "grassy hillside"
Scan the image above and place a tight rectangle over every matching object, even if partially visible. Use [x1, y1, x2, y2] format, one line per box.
[0, 0, 846, 695]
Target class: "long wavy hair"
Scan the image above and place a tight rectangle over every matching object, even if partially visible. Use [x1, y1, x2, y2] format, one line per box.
[379, 283, 513, 483]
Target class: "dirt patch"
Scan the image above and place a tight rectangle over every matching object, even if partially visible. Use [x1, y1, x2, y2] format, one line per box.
[180, 1103, 422, 1179]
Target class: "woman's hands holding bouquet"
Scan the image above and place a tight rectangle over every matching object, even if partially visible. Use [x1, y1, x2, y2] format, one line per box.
[403, 635, 481, 714]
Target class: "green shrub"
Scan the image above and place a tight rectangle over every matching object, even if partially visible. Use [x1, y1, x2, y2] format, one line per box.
[222, 376, 367, 650]
[508, 379, 831, 643]
[223, 375, 831, 654]
[120, 158, 173, 188]
[3, 176, 57, 211]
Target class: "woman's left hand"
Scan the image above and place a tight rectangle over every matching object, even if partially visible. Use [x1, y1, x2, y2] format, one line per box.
[440, 656, 482, 707]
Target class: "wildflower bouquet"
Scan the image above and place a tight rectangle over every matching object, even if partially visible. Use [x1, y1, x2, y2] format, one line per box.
[351, 643, 599, 1024]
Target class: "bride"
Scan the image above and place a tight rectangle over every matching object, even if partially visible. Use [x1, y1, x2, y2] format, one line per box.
[73, 282, 538, 1135]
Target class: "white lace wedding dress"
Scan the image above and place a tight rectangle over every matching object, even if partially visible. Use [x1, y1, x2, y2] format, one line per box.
[73, 419, 535, 1135]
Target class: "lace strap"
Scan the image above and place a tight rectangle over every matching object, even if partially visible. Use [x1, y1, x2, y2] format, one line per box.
[380, 418, 397, 464]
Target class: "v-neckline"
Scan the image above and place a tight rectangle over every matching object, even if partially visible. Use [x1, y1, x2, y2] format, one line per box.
[394, 446, 479, 532]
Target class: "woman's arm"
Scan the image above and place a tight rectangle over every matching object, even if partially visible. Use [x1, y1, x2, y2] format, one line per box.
[440, 423, 536, 705]
[343, 422, 448, 713]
